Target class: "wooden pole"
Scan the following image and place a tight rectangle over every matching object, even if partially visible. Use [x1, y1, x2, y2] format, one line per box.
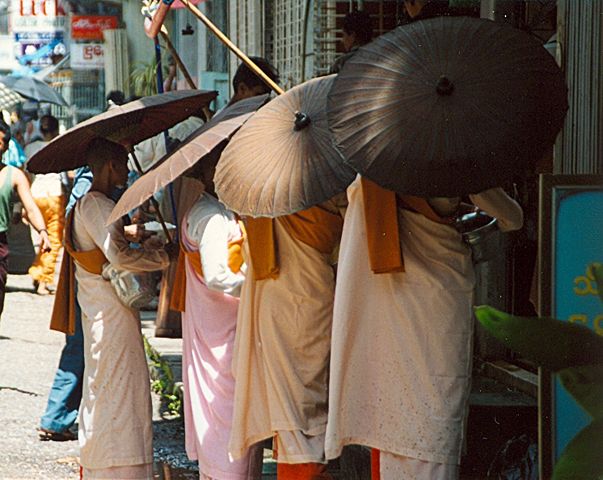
[160, 28, 197, 89]
[179, 0, 285, 95]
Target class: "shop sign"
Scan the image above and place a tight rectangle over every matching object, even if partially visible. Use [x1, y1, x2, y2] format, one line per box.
[539, 174, 603, 478]
[71, 15, 119, 41]
[71, 43, 105, 70]
[14, 31, 65, 69]
[12, 0, 65, 32]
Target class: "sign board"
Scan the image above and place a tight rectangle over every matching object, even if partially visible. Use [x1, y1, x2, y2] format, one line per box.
[12, 0, 65, 32]
[71, 43, 104, 70]
[14, 31, 65, 69]
[539, 174, 603, 479]
[71, 15, 119, 41]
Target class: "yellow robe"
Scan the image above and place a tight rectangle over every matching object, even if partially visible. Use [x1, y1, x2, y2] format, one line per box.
[229, 197, 345, 464]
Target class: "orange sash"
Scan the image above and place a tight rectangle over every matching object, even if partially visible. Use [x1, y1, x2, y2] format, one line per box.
[50, 209, 108, 335]
[245, 205, 343, 281]
[361, 177, 404, 274]
[361, 177, 457, 274]
[169, 231, 245, 313]
[243, 217, 279, 281]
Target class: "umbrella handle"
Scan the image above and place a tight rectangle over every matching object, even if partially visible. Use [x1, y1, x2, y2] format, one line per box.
[130, 151, 173, 243]
[179, 0, 285, 96]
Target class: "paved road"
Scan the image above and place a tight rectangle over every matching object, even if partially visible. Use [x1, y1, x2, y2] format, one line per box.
[0, 274, 79, 479]
[0, 274, 196, 480]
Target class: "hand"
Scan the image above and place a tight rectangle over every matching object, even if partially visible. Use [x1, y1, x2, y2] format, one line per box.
[39, 230, 51, 253]
[124, 223, 145, 243]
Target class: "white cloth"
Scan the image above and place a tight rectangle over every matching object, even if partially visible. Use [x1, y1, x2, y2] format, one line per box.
[230, 201, 343, 464]
[131, 117, 204, 172]
[189, 194, 246, 297]
[380, 452, 459, 480]
[73, 192, 169, 471]
[325, 176, 523, 467]
[25, 140, 63, 198]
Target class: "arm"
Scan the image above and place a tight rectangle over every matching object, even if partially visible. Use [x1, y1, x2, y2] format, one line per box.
[469, 187, 524, 233]
[81, 194, 169, 272]
[13, 168, 50, 252]
[195, 213, 245, 297]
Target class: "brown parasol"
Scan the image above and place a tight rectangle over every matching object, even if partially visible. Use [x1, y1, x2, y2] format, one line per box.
[26, 90, 217, 174]
[214, 75, 355, 217]
[327, 16, 568, 196]
[106, 94, 270, 226]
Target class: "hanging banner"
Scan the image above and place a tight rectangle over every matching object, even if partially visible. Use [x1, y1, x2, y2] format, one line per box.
[71, 43, 105, 69]
[71, 15, 119, 41]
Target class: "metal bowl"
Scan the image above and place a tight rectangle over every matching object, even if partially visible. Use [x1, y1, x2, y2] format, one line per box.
[456, 211, 499, 264]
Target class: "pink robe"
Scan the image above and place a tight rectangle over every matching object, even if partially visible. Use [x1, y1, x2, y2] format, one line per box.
[181, 194, 257, 479]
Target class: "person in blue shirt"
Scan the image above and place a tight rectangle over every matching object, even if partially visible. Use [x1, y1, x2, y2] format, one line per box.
[38, 166, 92, 441]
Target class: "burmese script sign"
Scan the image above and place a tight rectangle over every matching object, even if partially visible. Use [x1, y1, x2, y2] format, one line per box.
[71, 15, 119, 41]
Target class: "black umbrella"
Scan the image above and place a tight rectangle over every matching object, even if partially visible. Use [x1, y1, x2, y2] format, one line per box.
[0, 75, 68, 107]
[327, 16, 568, 196]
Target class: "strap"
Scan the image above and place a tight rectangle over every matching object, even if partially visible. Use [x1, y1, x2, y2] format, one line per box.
[279, 205, 343, 255]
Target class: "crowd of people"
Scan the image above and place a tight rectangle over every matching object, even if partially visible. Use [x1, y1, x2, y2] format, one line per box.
[0, 1, 530, 479]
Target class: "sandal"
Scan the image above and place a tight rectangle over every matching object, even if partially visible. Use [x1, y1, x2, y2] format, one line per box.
[37, 427, 77, 442]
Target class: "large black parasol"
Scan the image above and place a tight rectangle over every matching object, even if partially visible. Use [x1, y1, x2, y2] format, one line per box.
[327, 16, 568, 196]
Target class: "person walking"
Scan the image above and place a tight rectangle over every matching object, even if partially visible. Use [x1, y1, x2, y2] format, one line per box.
[0, 119, 50, 319]
[25, 115, 65, 295]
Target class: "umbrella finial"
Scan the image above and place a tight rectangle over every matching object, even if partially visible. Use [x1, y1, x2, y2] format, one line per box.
[436, 76, 454, 96]
[294, 111, 312, 131]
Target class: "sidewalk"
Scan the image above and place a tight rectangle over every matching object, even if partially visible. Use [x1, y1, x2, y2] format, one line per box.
[140, 311, 538, 480]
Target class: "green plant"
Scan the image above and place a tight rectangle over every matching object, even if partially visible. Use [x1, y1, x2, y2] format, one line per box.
[143, 335, 183, 417]
[475, 264, 603, 480]
[130, 60, 162, 97]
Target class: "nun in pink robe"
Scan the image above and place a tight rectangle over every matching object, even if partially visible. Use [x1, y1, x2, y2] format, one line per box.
[177, 191, 261, 480]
